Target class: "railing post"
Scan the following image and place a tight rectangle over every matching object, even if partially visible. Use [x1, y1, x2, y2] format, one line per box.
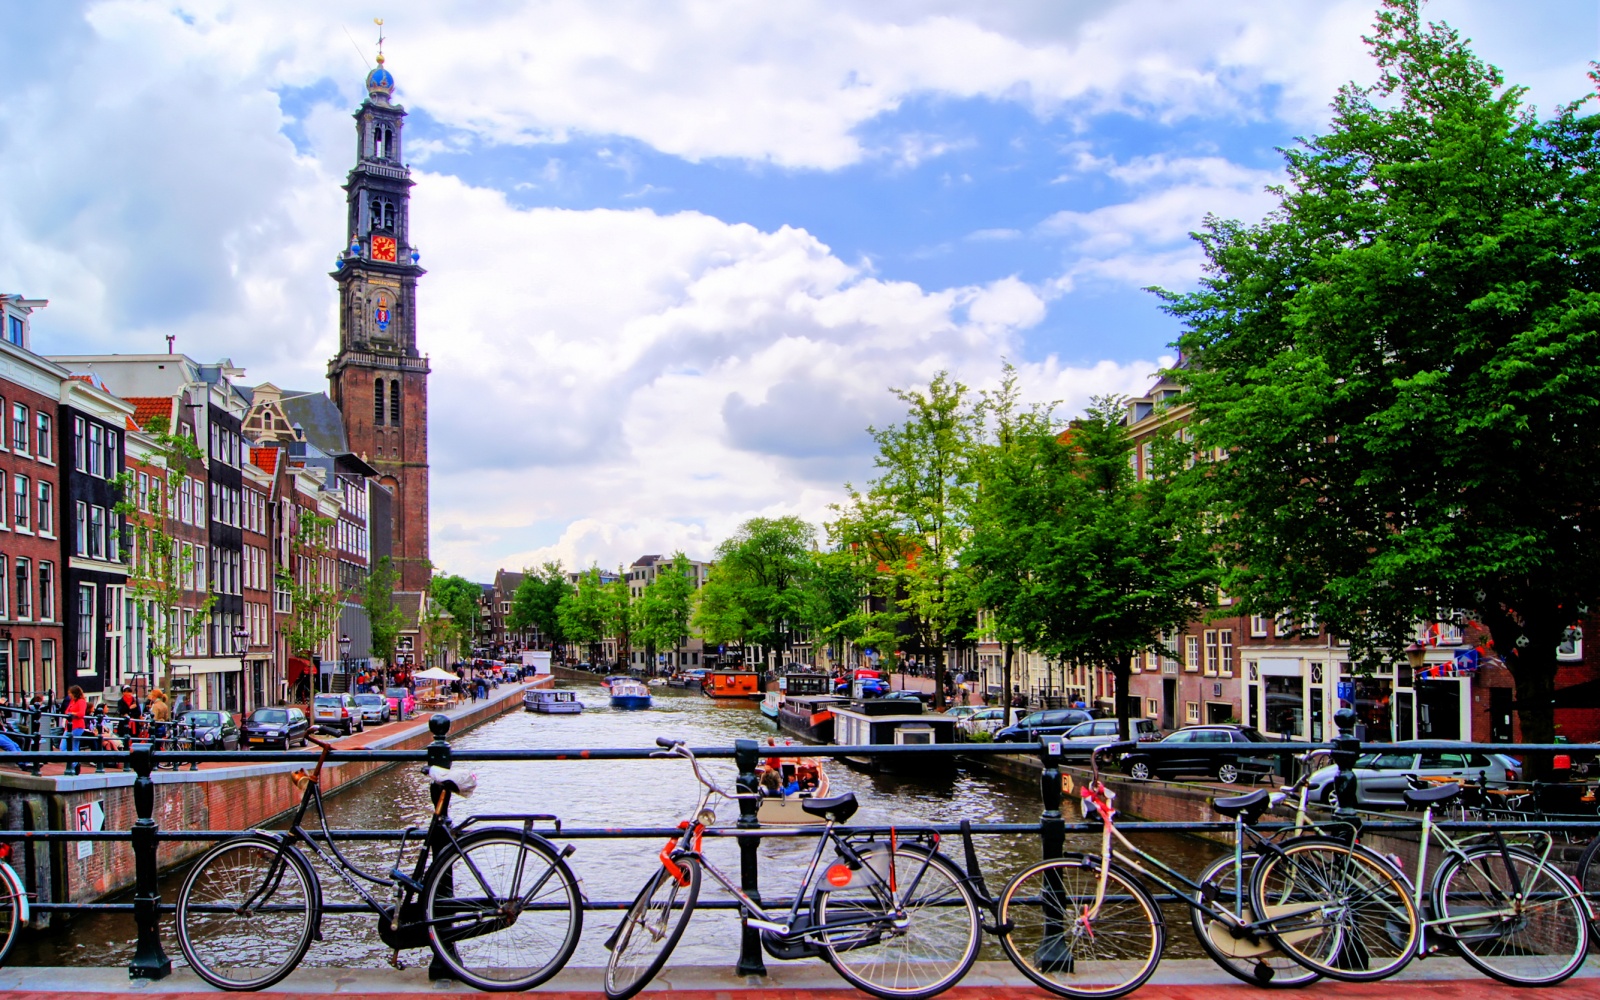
[425, 714, 454, 982]
[127, 740, 170, 980]
[1331, 707, 1360, 823]
[733, 737, 767, 978]
[1038, 737, 1065, 861]
[28, 706, 41, 777]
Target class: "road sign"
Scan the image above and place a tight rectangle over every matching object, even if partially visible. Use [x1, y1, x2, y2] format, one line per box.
[75, 800, 104, 859]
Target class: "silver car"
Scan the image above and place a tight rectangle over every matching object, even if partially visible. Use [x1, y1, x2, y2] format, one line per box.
[1307, 749, 1520, 810]
[351, 693, 392, 725]
[1061, 718, 1158, 757]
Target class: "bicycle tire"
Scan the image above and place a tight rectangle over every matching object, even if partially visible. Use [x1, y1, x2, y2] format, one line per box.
[1190, 852, 1320, 989]
[604, 857, 701, 1000]
[812, 845, 980, 999]
[1573, 834, 1600, 937]
[175, 834, 318, 991]
[1248, 837, 1418, 983]
[423, 828, 584, 992]
[1432, 845, 1589, 987]
[0, 862, 24, 965]
[997, 855, 1164, 999]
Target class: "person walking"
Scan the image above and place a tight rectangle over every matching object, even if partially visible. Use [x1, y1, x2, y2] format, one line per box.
[150, 690, 171, 751]
[62, 686, 88, 776]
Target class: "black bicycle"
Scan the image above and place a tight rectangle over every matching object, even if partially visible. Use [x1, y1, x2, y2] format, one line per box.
[174, 732, 584, 991]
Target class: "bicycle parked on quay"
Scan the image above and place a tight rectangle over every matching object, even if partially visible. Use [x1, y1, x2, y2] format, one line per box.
[603, 737, 983, 1000]
[173, 728, 585, 991]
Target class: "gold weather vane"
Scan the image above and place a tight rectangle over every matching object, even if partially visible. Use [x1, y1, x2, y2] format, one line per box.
[375, 17, 386, 65]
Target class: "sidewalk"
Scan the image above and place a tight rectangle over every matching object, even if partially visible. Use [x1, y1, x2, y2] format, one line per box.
[0, 958, 1592, 997]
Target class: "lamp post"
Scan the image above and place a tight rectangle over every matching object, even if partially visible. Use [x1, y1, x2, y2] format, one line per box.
[232, 627, 249, 713]
[339, 634, 352, 694]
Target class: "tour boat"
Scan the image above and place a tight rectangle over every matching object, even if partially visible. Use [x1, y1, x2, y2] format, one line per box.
[754, 747, 832, 826]
[831, 699, 957, 775]
[608, 679, 653, 710]
[524, 688, 584, 714]
[701, 670, 764, 700]
[600, 675, 633, 690]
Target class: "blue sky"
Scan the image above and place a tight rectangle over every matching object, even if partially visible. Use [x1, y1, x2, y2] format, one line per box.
[0, 0, 1595, 578]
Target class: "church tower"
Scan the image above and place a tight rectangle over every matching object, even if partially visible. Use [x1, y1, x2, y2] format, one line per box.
[328, 43, 431, 591]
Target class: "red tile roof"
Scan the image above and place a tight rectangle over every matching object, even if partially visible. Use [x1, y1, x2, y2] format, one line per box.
[251, 447, 280, 475]
[124, 396, 173, 430]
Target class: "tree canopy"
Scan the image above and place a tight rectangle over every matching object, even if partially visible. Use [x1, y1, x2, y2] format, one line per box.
[1161, 0, 1600, 742]
[509, 562, 571, 649]
[430, 574, 481, 659]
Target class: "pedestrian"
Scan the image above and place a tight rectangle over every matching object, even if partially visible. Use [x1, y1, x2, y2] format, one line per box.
[63, 685, 88, 776]
[118, 686, 139, 751]
[150, 690, 171, 749]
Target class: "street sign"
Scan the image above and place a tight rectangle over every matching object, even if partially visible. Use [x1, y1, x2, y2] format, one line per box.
[75, 800, 104, 860]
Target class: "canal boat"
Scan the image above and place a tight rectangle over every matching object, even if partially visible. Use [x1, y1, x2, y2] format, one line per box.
[760, 689, 783, 720]
[754, 750, 833, 825]
[600, 675, 633, 690]
[701, 670, 764, 700]
[524, 688, 584, 714]
[667, 669, 708, 688]
[831, 699, 958, 775]
[608, 679, 653, 710]
[776, 694, 848, 743]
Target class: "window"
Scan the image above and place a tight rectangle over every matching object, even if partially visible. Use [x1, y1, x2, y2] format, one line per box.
[36, 481, 51, 535]
[390, 379, 401, 425]
[180, 480, 192, 524]
[87, 423, 104, 477]
[77, 584, 95, 673]
[1250, 615, 1270, 638]
[75, 501, 87, 554]
[13, 560, 29, 620]
[1185, 701, 1200, 724]
[35, 413, 50, 462]
[73, 417, 85, 471]
[10, 404, 26, 457]
[1185, 635, 1200, 672]
[374, 377, 385, 425]
[1219, 629, 1234, 677]
[1145, 697, 1159, 719]
[6, 316, 21, 346]
[37, 562, 51, 621]
[11, 476, 25, 531]
[1203, 630, 1219, 676]
[1558, 626, 1584, 662]
[40, 639, 53, 685]
[0, 556, 8, 617]
[88, 505, 106, 558]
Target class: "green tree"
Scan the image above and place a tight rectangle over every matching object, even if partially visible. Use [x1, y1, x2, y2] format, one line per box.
[509, 562, 572, 649]
[1161, 0, 1600, 747]
[634, 553, 696, 672]
[364, 555, 403, 674]
[430, 574, 481, 659]
[420, 599, 459, 669]
[558, 568, 612, 667]
[114, 417, 216, 692]
[830, 372, 978, 707]
[280, 512, 343, 660]
[697, 517, 816, 668]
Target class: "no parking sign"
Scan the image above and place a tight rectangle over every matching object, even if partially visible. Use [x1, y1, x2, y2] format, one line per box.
[74, 800, 104, 860]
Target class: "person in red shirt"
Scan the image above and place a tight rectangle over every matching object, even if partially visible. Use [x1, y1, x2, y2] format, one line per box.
[63, 685, 87, 776]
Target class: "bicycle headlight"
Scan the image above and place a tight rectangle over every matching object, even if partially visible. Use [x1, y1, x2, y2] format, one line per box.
[696, 807, 717, 828]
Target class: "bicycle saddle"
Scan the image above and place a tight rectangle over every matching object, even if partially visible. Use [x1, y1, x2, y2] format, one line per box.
[1212, 787, 1271, 823]
[800, 792, 859, 823]
[426, 765, 478, 797]
[1403, 781, 1460, 807]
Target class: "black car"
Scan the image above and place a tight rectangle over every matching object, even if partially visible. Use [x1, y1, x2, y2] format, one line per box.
[176, 710, 240, 750]
[994, 708, 1095, 743]
[242, 706, 310, 750]
[1119, 725, 1278, 785]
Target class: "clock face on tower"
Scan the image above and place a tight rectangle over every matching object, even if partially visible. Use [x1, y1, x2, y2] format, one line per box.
[371, 235, 397, 262]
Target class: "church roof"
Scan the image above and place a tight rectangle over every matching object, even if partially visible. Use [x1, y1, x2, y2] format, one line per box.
[277, 390, 351, 457]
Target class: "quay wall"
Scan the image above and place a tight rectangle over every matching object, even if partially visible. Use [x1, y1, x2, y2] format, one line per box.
[1, 682, 530, 917]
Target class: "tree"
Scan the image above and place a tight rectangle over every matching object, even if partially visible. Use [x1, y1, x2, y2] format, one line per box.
[831, 372, 978, 707]
[114, 418, 216, 692]
[430, 574, 481, 659]
[364, 555, 403, 675]
[558, 568, 613, 667]
[420, 599, 459, 669]
[509, 562, 571, 650]
[967, 396, 1213, 738]
[634, 553, 696, 672]
[1160, 0, 1600, 747]
[698, 517, 816, 668]
[280, 511, 343, 661]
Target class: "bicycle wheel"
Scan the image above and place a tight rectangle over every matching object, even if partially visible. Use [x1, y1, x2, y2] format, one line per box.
[0, 863, 23, 964]
[1190, 852, 1320, 988]
[1248, 837, 1418, 982]
[604, 857, 701, 1000]
[997, 855, 1163, 999]
[1432, 845, 1589, 986]
[813, 846, 980, 1000]
[1573, 834, 1600, 937]
[176, 835, 317, 991]
[424, 829, 584, 991]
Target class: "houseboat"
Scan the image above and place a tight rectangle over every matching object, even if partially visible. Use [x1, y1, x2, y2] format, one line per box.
[667, 669, 708, 689]
[608, 679, 653, 710]
[776, 693, 847, 743]
[524, 688, 584, 714]
[754, 748, 833, 825]
[760, 689, 783, 720]
[701, 670, 764, 700]
[831, 699, 958, 775]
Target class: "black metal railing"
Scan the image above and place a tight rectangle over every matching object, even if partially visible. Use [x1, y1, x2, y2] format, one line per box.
[0, 706, 1594, 983]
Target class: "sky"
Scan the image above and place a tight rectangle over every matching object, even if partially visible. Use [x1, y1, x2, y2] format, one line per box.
[0, 1, 1595, 582]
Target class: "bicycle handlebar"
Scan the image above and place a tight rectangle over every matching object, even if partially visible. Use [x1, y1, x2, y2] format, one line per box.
[656, 739, 759, 800]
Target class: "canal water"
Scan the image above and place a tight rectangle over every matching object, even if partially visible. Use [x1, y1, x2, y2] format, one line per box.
[15, 680, 1222, 969]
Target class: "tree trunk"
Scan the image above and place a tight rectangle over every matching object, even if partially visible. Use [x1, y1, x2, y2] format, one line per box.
[1002, 641, 1014, 725]
[933, 644, 946, 710]
[1114, 654, 1132, 742]
[1482, 604, 1563, 779]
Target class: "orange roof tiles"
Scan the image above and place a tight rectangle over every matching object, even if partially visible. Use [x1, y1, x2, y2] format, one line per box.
[251, 447, 280, 475]
[124, 396, 173, 429]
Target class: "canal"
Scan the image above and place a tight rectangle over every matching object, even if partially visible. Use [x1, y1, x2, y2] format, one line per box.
[14, 680, 1223, 968]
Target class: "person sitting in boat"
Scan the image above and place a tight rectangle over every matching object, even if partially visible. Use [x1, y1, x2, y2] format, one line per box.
[760, 770, 784, 797]
[795, 765, 819, 793]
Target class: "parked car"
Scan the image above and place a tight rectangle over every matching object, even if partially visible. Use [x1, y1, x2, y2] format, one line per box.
[1119, 725, 1278, 784]
[352, 693, 392, 725]
[1306, 750, 1520, 810]
[1061, 718, 1159, 757]
[881, 690, 926, 705]
[385, 686, 416, 721]
[835, 677, 890, 697]
[176, 710, 240, 750]
[312, 693, 365, 736]
[242, 707, 310, 750]
[943, 705, 981, 721]
[994, 708, 1095, 743]
[960, 707, 1011, 737]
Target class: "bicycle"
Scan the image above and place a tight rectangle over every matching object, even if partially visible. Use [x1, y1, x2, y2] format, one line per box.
[174, 731, 584, 991]
[603, 737, 981, 1000]
[979, 740, 1421, 998]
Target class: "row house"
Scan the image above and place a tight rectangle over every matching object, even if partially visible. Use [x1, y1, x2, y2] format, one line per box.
[486, 569, 525, 655]
[624, 554, 711, 672]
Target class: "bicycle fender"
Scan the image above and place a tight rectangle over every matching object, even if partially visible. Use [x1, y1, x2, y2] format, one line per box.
[0, 862, 26, 925]
[816, 845, 888, 892]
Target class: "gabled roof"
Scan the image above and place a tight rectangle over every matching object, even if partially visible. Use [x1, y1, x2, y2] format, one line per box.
[277, 390, 351, 457]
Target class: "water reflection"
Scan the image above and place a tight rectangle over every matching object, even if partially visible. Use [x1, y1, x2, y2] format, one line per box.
[14, 680, 1221, 969]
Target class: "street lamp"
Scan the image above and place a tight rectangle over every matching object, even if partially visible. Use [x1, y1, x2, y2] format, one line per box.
[232, 627, 249, 712]
[1404, 641, 1427, 670]
[339, 634, 352, 694]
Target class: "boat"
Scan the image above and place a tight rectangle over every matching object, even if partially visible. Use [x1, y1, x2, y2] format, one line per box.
[524, 688, 584, 714]
[760, 689, 783, 720]
[667, 669, 708, 689]
[831, 699, 958, 775]
[776, 693, 848, 743]
[608, 678, 653, 710]
[753, 745, 832, 825]
[702, 670, 764, 700]
[600, 675, 633, 690]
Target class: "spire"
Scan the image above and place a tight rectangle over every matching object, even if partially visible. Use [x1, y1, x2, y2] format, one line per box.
[364, 18, 395, 103]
